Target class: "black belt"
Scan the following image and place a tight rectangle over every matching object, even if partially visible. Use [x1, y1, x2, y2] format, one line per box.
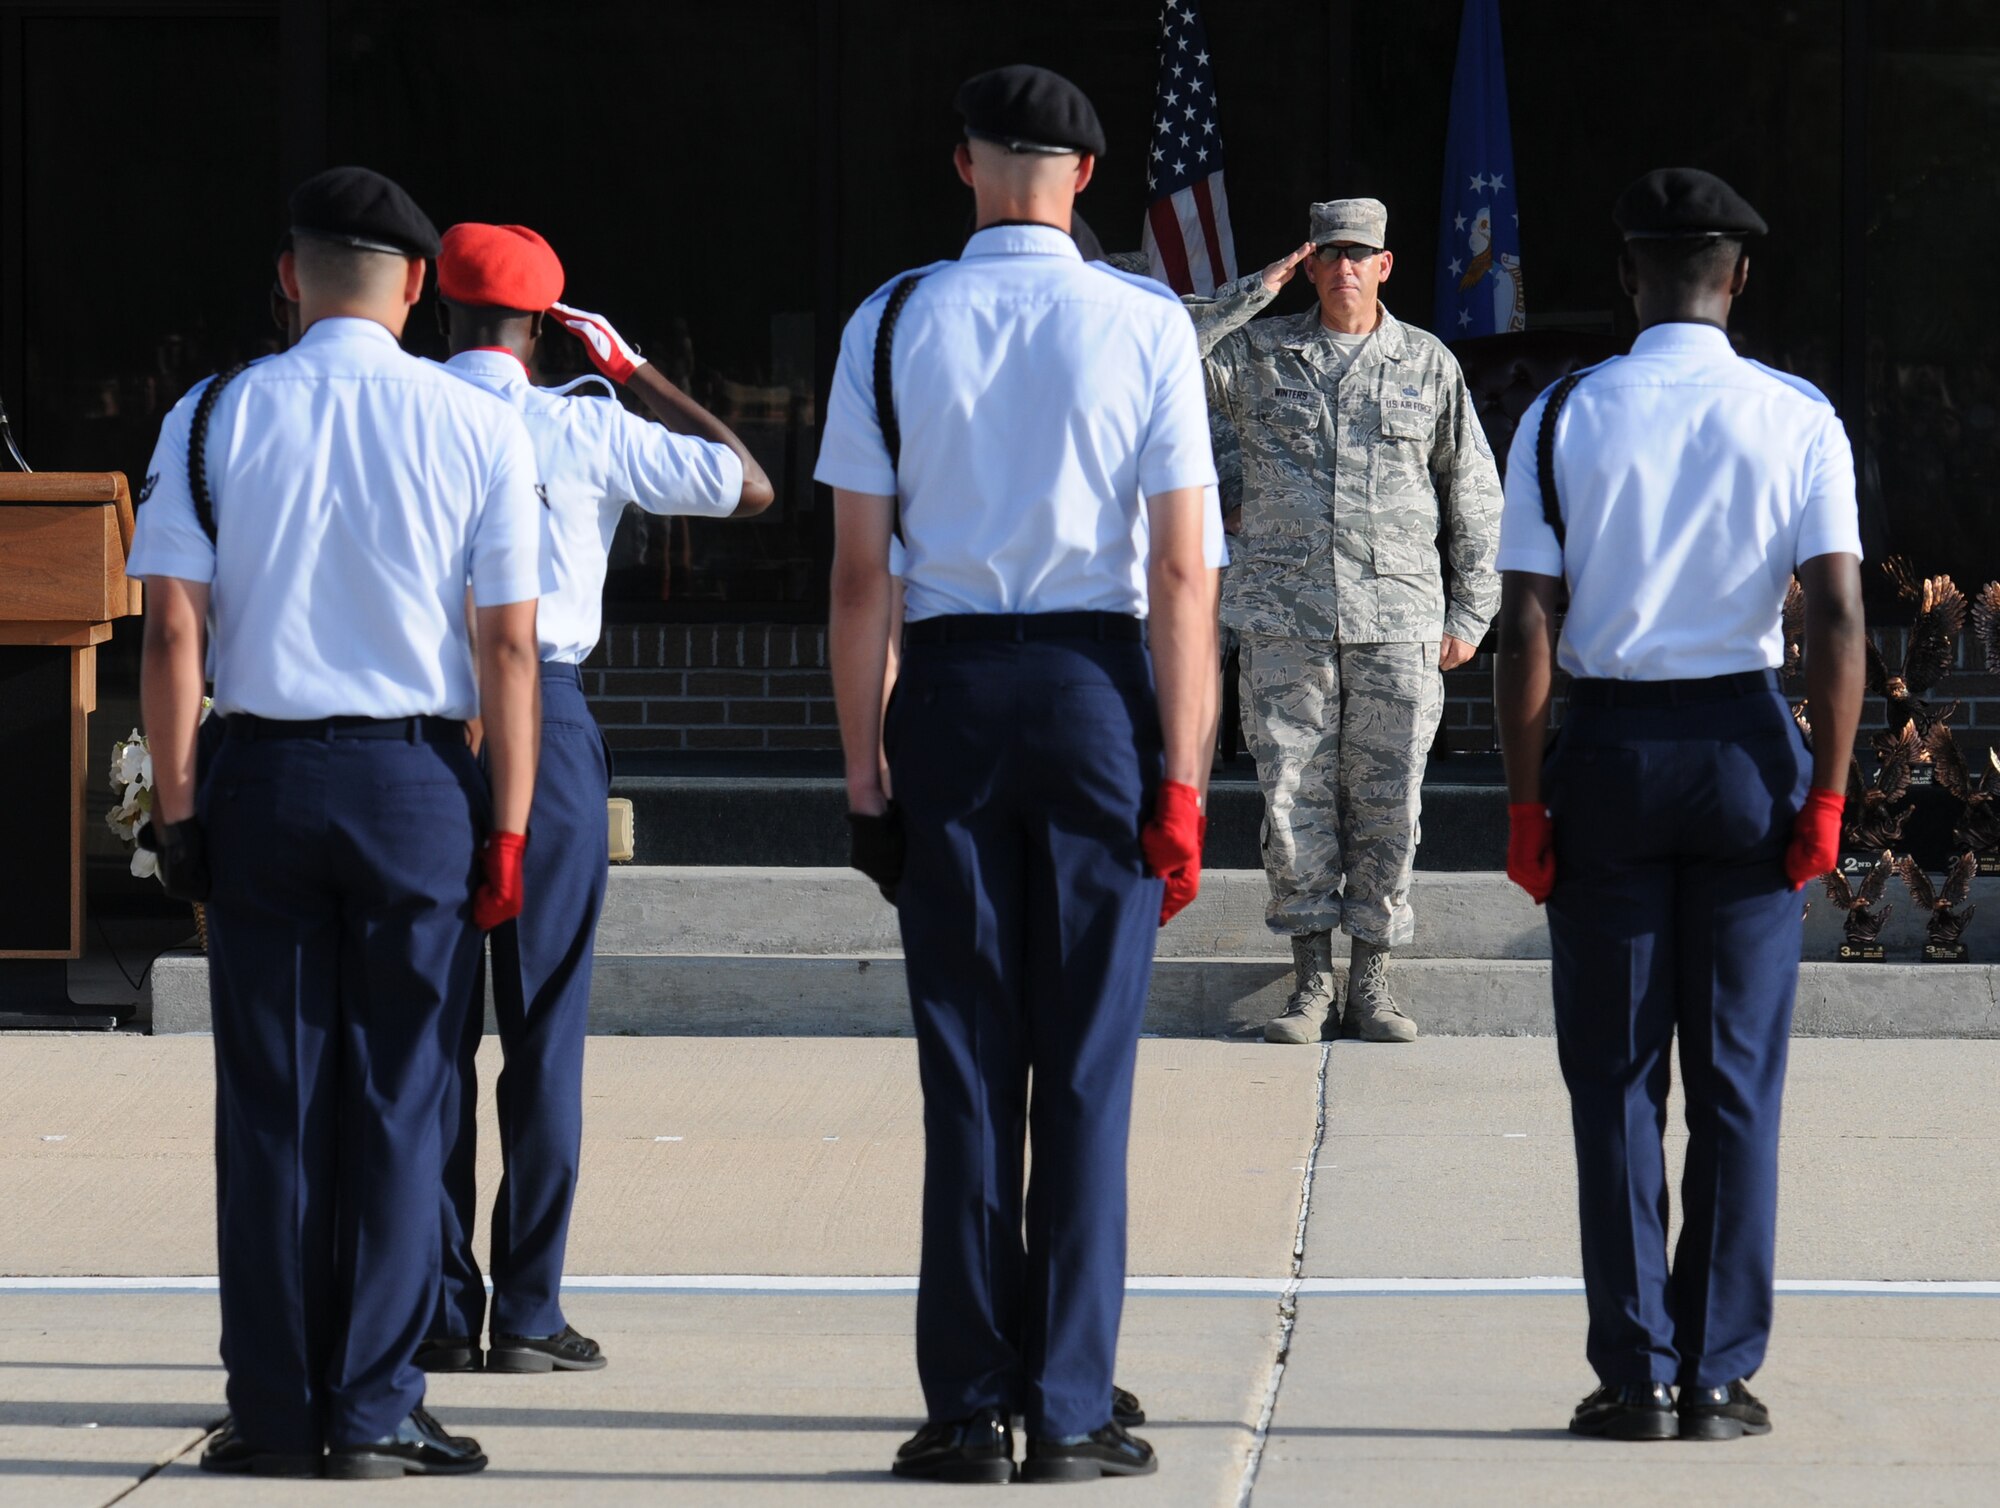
[227, 714, 466, 742]
[903, 611, 1144, 646]
[1567, 670, 1779, 708]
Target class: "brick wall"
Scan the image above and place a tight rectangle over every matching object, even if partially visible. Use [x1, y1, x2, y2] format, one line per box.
[585, 624, 838, 752]
[585, 621, 2000, 763]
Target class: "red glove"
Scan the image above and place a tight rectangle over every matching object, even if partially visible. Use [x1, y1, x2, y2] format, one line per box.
[1784, 787, 1846, 890]
[1506, 803, 1556, 904]
[1142, 780, 1205, 926]
[472, 831, 528, 931]
[549, 301, 644, 384]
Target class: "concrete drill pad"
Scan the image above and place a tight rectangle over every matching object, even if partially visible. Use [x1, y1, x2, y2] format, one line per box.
[65, 1291, 1273, 1507]
[0, 1293, 220, 1508]
[0, 1037, 1319, 1282]
[1304, 1040, 2000, 1281]
[1250, 1293, 2000, 1508]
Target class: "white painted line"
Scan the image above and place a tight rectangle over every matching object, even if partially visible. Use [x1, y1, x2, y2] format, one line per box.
[1297, 1276, 1583, 1294]
[3, 1275, 1998, 1297]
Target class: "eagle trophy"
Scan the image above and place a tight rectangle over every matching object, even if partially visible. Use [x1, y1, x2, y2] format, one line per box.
[1896, 851, 1977, 952]
[1970, 581, 2000, 674]
[1927, 726, 2000, 861]
[1844, 722, 1918, 851]
[1865, 559, 1965, 742]
[1823, 851, 1896, 948]
[1780, 576, 1805, 686]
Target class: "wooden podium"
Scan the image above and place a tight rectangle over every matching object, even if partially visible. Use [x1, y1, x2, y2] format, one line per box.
[0, 472, 142, 1025]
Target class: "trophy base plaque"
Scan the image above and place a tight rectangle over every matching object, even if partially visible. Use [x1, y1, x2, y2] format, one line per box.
[1922, 941, 1970, 963]
[1836, 942, 1887, 962]
[1978, 854, 2000, 878]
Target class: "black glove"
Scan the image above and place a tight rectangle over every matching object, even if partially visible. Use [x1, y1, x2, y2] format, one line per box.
[846, 804, 905, 905]
[137, 816, 212, 904]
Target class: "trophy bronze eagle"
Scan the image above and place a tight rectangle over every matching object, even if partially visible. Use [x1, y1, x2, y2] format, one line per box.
[1780, 576, 1806, 686]
[1866, 560, 1965, 742]
[1970, 581, 2000, 673]
[1823, 851, 1897, 948]
[1896, 851, 1977, 951]
[1844, 723, 1918, 851]
[1927, 724, 2000, 857]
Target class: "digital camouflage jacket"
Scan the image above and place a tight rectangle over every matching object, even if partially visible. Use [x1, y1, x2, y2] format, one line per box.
[1188, 277, 1502, 646]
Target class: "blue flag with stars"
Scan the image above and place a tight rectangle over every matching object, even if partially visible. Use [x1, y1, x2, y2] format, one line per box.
[1434, 0, 1525, 339]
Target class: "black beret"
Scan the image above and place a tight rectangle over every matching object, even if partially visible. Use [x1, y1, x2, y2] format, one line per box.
[956, 65, 1105, 158]
[1614, 168, 1767, 239]
[288, 166, 441, 259]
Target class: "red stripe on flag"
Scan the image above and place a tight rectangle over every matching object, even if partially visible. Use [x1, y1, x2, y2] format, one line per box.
[1148, 198, 1194, 295]
[1192, 179, 1226, 292]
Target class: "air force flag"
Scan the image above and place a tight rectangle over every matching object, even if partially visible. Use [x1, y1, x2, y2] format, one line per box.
[1435, 0, 1525, 338]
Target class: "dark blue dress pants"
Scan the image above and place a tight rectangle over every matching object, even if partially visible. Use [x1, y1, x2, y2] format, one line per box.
[201, 719, 485, 1453]
[887, 626, 1164, 1440]
[1544, 673, 1809, 1390]
[438, 663, 608, 1340]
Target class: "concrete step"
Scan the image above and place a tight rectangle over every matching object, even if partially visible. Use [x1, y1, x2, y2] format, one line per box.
[145, 868, 2000, 1037]
[596, 867, 1554, 960]
[609, 771, 1511, 869]
[600, 865, 2000, 963]
[148, 951, 2000, 1039]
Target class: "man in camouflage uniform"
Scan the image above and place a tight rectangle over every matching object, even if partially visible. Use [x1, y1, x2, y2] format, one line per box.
[1197, 199, 1502, 1044]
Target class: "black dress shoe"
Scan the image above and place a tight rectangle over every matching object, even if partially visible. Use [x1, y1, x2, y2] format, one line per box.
[198, 1419, 321, 1478]
[1112, 1385, 1145, 1427]
[325, 1408, 487, 1479]
[1678, 1379, 1772, 1440]
[891, 1407, 1015, 1483]
[414, 1334, 483, 1373]
[487, 1323, 607, 1373]
[1568, 1381, 1677, 1440]
[1020, 1420, 1158, 1481]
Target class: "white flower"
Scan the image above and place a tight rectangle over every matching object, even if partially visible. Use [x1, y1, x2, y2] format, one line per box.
[138, 747, 153, 788]
[129, 846, 159, 881]
[111, 734, 148, 789]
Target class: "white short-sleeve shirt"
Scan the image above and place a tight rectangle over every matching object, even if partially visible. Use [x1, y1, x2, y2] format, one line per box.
[815, 224, 1219, 621]
[441, 351, 744, 663]
[1498, 322, 1862, 681]
[128, 317, 548, 720]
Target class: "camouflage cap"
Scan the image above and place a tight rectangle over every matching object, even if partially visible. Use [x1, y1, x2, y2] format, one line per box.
[1309, 198, 1388, 249]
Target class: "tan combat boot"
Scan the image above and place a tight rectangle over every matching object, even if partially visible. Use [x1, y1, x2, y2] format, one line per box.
[1345, 938, 1417, 1043]
[1265, 932, 1337, 1044]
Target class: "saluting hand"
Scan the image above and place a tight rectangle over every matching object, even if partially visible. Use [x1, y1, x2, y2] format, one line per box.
[550, 301, 644, 385]
[1260, 242, 1316, 295]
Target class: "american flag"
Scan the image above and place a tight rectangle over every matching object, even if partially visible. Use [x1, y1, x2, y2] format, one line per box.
[1140, 1, 1237, 295]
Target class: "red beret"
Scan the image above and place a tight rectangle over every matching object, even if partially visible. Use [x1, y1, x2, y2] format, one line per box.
[438, 223, 564, 311]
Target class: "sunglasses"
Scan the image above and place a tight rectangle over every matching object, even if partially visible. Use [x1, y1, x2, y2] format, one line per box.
[1314, 244, 1383, 263]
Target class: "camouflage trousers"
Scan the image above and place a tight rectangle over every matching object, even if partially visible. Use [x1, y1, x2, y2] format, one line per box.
[1239, 635, 1445, 947]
